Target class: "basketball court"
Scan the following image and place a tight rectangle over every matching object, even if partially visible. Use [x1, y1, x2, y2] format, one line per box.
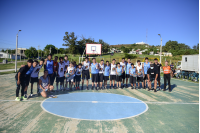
[0, 73, 198, 132]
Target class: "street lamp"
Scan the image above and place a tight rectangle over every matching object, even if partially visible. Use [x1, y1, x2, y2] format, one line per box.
[15, 30, 21, 72]
[158, 34, 162, 64]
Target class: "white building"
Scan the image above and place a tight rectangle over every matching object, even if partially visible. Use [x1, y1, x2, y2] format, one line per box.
[0, 52, 20, 60]
[136, 41, 149, 46]
[149, 51, 154, 55]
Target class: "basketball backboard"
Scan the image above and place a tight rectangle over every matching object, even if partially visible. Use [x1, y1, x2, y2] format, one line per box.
[86, 44, 101, 55]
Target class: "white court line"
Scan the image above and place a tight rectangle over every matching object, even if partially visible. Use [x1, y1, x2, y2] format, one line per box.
[172, 78, 199, 84]
[0, 99, 198, 104]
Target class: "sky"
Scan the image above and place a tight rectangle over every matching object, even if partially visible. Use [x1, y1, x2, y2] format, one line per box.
[0, 0, 199, 50]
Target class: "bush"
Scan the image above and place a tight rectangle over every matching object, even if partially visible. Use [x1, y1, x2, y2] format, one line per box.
[124, 54, 137, 59]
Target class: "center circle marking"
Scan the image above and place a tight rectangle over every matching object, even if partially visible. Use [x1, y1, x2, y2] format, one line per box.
[41, 92, 148, 120]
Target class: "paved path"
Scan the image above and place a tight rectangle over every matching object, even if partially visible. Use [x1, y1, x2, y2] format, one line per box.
[0, 69, 15, 72]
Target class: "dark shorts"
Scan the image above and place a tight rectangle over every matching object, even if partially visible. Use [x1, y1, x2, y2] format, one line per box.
[150, 77, 156, 82]
[82, 70, 90, 80]
[76, 75, 81, 82]
[143, 74, 148, 80]
[25, 75, 30, 86]
[116, 75, 122, 82]
[99, 73, 104, 82]
[110, 75, 116, 80]
[137, 77, 143, 82]
[92, 74, 99, 82]
[73, 75, 76, 82]
[104, 76, 109, 81]
[48, 74, 54, 85]
[56, 76, 65, 83]
[126, 74, 130, 78]
[121, 72, 125, 79]
[30, 77, 38, 83]
[130, 76, 136, 84]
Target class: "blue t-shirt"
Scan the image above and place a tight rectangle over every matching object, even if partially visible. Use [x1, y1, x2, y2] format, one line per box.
[104, 65, 110, 76]
[26, 66, 34, 75]
[91, 63, 99, 74]
[117, 67, 122, 76]
[46, 60, 53, 74]
[130, 67, 137, 77]
[126, 63, 131, 74]
[144, 62, 150, 74]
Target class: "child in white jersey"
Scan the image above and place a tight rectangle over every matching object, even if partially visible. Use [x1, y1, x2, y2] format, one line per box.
[99, 60, 104, 89]
[136, 60, 144, 89]
[75, 63, 82, 90]
[110, 59, 117, 89]
[56, 57, 65, 91]
[81, 57, 90, 90]
[66, 62, 75, 90]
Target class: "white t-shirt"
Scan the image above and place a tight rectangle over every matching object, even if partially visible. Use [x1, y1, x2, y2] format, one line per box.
[99, 63, 104, 74]
[137, 65, 143, 77]
[58, 62, 65, 77]
[83, 61, 90, 70]
[68, 66, 75, 78]
[31, 64, 42, 78]
[110, 63, 116, 75]
[120, 62, 126, 71]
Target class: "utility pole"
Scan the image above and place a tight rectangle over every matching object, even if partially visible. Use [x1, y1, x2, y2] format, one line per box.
[41, 50, 42, 58]
[10, 47, 12, 62]
[57, 48, 58, 54]
[38, 45, 40, 59]
[6, 48, 8, 60]
[15, 30, 21, 72]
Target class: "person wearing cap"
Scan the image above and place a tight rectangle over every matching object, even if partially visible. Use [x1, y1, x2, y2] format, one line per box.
[125, 58, 132, 88]
[81, 57, 90, 90]
[15, 59, 33, 101]
[162, 61, 172, 92]
[154, 58, 162, 90]
[129, 63, 137, 89]
[120, 58, 126, 88]
[143, 57, 150, 89]
[147, 63, 158, 92]
[110, 59, 117, 89]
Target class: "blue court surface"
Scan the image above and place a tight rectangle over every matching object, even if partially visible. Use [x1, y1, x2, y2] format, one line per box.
[41, 92, 148, 120]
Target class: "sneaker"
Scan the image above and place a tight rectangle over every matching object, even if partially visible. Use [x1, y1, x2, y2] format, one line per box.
[133, 86, 136, 89]
[163, 89, 166, 91]
[78, 87, 80, 90]
[91, 87, 94, 90]
[86, 87, 89, 90]
[95, 87, 97, 90]
[125, 85, 128, 88]
[143, 86, 145, 89]
[15, 97, 20, 101]
[81, 86, 83, 90]
[154, 89, 157, 92]
[131, 87, 134, 89]
[169, 89, 172, 92]
[22, 96, 27, 100]
[76, 87, 78, 90]
[110, 86, 112, 89]
[159, 87, 161, 90]
[49, 95, 57, 98]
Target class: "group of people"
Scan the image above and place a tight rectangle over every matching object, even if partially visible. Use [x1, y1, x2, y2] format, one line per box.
[15, 54, 172, 101]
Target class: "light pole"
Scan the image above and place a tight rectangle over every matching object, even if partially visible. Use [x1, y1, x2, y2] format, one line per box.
[15, 30, 21, 72]
[158, 34, 162, 64]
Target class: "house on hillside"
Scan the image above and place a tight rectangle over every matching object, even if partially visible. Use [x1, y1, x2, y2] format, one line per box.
[0, 52, 20, 59]
[129, 49, 136, 54]
[163, 52, 172, 57]
[149, 51, 154, 55]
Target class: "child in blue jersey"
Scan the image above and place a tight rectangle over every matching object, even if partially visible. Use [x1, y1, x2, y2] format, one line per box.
[23, 60, 38, 100]
[91, 58, 99, 90]
[75, 63, 82, 90]
[104, 61, 110, 89]
[143, 57, 150, 89]
[129, 63, 137, 89]
[116, 63, 124, 89]
[44, 54, 54, 85]
[73, 61, 77, 89]
[125, 58, 132, 88]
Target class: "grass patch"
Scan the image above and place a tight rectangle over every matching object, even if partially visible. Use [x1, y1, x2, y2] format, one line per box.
[0, 71, 16, 75]
[0, 62, 27, 70]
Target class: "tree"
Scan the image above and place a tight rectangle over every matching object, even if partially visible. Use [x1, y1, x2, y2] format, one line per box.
[123, 48, 130, 53]
[25, 49, 33, 59]
[62, 32, 77, 55]
[193, 45, 197, 50]
[98, 39, 110, 54]
[59, 48, 65, 54]
[44, 44, 56, 55]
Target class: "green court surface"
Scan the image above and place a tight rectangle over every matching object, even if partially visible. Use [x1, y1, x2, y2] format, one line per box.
[0, 74, 199, 133]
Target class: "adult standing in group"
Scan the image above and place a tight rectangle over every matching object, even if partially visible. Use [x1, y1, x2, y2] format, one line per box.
[125, 58, 132, 88]
[143, 57, 150, 89]
[120, 58, 126, 88]
[110, 59, 117, 89]
[147, 63, 158, 92]
[154, 58, 162, 90]
[44, 54, 54, 85]
[82, 57, 90, 90]
[162, 61, 172, 92]
[63, 55, 70, 90]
